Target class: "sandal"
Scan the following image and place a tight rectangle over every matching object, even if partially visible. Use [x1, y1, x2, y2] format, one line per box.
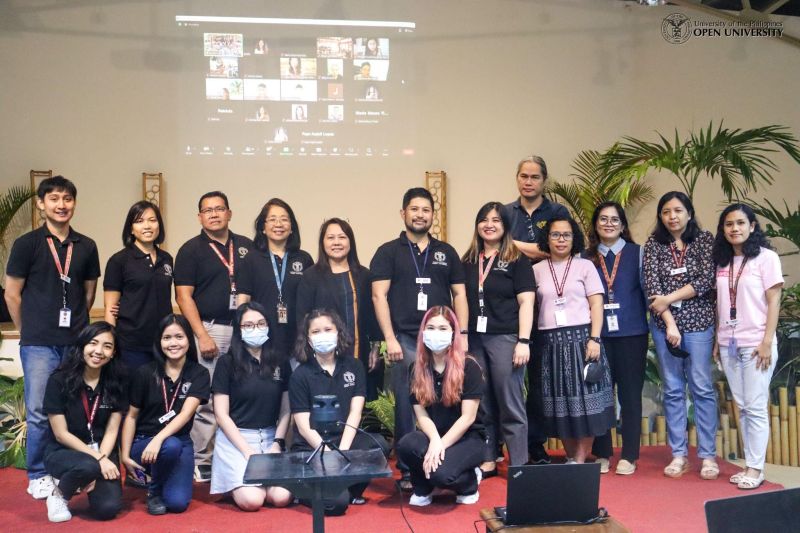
[663, 457, 689, 478]
[737, 472, 765, 490]
[729, 470, 746, 484]
[700, 459, 719, 480]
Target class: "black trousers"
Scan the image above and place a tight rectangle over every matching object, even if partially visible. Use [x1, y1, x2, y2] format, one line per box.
[526, 352, 548, 450]
[44, 446, 123, 520]
[396, 430, 484, 496]
[292, 431, 389, 516]
[591, 334, 649, 461]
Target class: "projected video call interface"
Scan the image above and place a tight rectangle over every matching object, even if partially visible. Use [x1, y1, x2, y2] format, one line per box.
[178, 19, 414, 158]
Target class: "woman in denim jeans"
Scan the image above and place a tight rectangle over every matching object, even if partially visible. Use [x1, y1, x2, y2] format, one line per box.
[643, 191, 718, 480]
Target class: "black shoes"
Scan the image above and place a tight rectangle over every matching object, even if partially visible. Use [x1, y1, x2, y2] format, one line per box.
[147, 493, 167, 515]
[528, 445, 552, 465]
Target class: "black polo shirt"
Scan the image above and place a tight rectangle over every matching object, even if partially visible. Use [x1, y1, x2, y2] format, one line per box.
[288, 355, 366, 448]
[463, 256, 535, 335]
[237, 248, 314, 357]
[503, 197, 570, 246]
[6, 225, 101, 346]
[212, 352, 292, 429]
[128, 360, 210, 437]
[43, 370, 124, 445]
[173, 231, 254, 324]
[410, 356, 484, 436]
[369, 232, 465, 335]
[103, 246, 174, 351]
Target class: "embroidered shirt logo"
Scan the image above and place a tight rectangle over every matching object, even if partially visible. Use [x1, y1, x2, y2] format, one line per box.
[290, 261, 304, 274]
[238, 247, 249, 259]
[432, 250, 448, 266]
[162, 264, 173, 277]
[343, 371, 356, 388]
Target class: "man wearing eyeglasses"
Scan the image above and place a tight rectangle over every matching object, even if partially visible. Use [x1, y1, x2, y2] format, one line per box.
[174, 191, 254, 482]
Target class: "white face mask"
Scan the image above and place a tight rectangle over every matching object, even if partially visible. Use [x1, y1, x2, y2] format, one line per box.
[310, 331, 338, 354]
[423, 330, 453, 352]
[242, 328, 269, 347]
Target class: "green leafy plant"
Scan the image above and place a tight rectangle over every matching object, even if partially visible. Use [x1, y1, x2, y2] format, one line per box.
[362, 390, 395, 440]
[598, 122, 800, 201]
[547, 149, 653, 234]
[0, 185, 35, 265]
[750, 199, 800, 256]
[0, 373, 26, 469]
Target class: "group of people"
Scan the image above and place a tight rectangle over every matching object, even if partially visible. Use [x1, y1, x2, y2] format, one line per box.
[3, 156, 784, 523]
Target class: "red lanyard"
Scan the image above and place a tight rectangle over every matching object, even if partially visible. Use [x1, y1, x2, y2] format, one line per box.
[598, 250, 622, 293]
[547, 256, 573, 298]
[728, 258, 748, 320]
[208, 241, 236, 292]
[478, 252, 497, 292]
[161, 378, 182, 415]
[80, 389, 101, 437]
[47, 237, 73, 283]
[669, 242, 689, 268]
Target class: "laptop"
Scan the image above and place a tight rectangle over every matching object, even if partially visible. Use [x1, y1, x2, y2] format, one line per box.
[495, 463, 601, 526]
[705, 487, 800, 533]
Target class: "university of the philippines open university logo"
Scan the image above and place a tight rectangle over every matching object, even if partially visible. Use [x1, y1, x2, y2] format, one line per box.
[662, 13, 691, 44]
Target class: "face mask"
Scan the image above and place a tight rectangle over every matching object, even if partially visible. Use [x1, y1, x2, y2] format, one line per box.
[242, 328, 269, 347]
[423, 330, 453, 352]
[310, 332, 338, 354]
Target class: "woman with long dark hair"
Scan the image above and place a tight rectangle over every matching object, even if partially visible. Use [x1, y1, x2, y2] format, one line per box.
[104, 201, 173, 370]
[584, 202, 649, 475]
[120, 314, 211, 515]
[42, 321, 126, 522]
[534, 216, 615, 464]
[712, 204, 782, 490]
[238, 198, 313, 359]
[461, 202, 533, 473]
[643, 191, 718, 480]
[396, 306, 485, 506]
[295, 218, 383, 399]
[210, 301, 293, 509]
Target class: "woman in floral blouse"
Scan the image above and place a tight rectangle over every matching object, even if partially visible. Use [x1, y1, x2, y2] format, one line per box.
[643, 191, 718, 480]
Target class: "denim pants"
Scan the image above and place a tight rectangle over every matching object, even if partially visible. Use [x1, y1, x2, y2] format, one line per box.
[651, 323, 717, 459]
[720, 343, 777, 471]
[131, 434, 194, 513]
[21, 345, 69, 479]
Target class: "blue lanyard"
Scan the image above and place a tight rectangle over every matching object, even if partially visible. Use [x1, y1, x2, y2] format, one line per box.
[269, 251, 288, 301]
[407, 241, 430, 287]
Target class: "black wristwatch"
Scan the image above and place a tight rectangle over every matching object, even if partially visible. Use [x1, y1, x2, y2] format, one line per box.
[517, 338, 530, 344]
[460, 329, 469, 335]
[273, 438, 286, 452]
[588, 336, 602, 345]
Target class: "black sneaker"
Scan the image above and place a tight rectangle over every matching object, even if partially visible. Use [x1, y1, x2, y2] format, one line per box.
[528, 445, 551, 465]
[194, 465, 212, 483]
[147, 493, 167, 515]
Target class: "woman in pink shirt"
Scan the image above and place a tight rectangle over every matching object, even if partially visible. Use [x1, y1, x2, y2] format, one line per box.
[712, 204, 783, 490]
[533, 216, 614, 463]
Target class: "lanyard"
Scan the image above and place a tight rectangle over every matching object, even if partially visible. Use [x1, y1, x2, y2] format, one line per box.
[269, 251, 289, 301]
[347, 271, 360, 356]
[728, 257, 748, 320]
[80, 389, 101, 439]
[161, 377, 182, 416]
[598, 250, 622, 301]
[547, 256, 573, 299]
[47, 237, 73, 308]
[208, 241, 236, 292]
[669, 242, 689, 269]
[478, 252, 497, 292]
[407, 241, 430, 291]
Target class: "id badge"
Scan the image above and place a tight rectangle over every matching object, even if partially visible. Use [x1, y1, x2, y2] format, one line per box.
[277, 302, 288, 324]
[671, 300, 682, 309]
[229, 292, 237, 310]
[606, 314, 620, 332]
[88, 442, 100, 452]
[670, 267, 688, 276]
[554, 309, 567, 327]
[158, 410, 176, 425]
[417, 292, 428, 311]
[553, 297, 566, 306]
[476, 316, 488, 333]
[727, 337, 738, 358]
[415, 277, 431, 285]
[58, 308, 71, 328]
[725, 319, 739, 328]
[603, 303, 620, 310]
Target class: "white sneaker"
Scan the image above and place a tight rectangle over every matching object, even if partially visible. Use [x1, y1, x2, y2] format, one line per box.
[27, 475, 55, 500]
[46, 492, 72, 522]
[475, 467, 483, 484]
[565, 458, 577, 464]
[409, 493, 432, 507]
[595, 458, 610, 474]
[456, 490, 480, 504]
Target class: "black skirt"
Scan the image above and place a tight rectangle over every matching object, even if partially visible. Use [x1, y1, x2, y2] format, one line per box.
[536, 324, 615, 439]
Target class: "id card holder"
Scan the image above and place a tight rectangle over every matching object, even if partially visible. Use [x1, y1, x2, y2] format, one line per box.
[59, 308, 72, 328]
[603, 303, 620, 311]
[554, 309, 567, 327]
[670, 266, 688, 276]
[476, 316, 488, 333]
[606, 314, 620, 332]
[88, 442, 100, 452]
[415, 277, 431, 285]
[553, 297, 567, 306]
[725, 319, 739, 328]
[229, 292, 237, 310]
[671, 300, 682, 309]
[158, 410, 176, 425]
[417, 291, 428, 311]
[60, 274, 71, 284]
[727, 337, 738, 358]
[277, 302, 288, 324]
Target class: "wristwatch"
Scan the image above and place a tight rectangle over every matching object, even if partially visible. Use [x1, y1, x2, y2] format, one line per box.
[517, 338, 530, 344]
[460, 329, 469, 335]
[588, 336, 602, 345]
[273, 438, 286, 452]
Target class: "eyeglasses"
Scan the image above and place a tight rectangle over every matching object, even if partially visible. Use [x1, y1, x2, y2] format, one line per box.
[199, 206, 228, 215]
[240, 320, 268, 332]
[598, 216, 621, 226]
[266, 217, 290, 226]
[549, 232, 573, 241]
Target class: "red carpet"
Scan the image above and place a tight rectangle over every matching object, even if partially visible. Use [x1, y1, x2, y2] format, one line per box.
[0, 447, 783, 532]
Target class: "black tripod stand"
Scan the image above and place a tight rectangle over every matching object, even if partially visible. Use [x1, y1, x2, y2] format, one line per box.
[305, 395, 352, 465]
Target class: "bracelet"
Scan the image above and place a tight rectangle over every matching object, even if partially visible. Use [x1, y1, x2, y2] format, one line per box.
[273, 438, 286, 452]
[460, 329, 468, 335]
[517, 338, 530, 344]
[97, 454, 106, 462]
